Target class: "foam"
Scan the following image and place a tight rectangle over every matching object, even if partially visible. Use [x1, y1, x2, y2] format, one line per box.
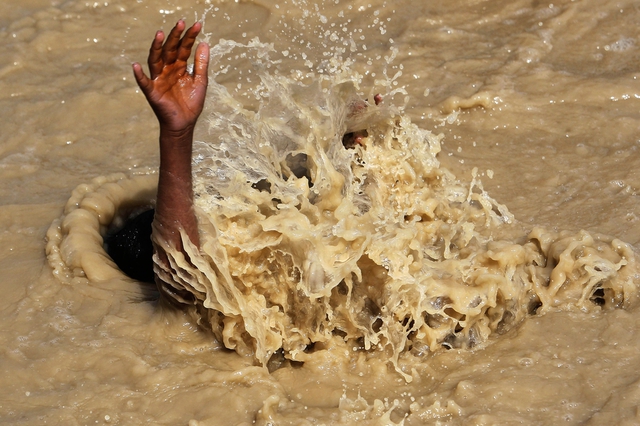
[149, 41, 639, 380]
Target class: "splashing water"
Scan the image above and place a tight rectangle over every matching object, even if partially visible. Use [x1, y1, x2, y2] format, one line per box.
[145, 33, 640, 381]
[44, 1, 640, 382]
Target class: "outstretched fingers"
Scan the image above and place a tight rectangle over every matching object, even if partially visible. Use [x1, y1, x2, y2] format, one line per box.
[139, 20, 205, 83]
[161, 20, 187, 66]
[147, 30, 165, 80]
[176, 22, 202, 64]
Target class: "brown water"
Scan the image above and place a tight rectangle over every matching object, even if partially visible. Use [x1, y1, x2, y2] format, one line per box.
[2, 0, 640, 424]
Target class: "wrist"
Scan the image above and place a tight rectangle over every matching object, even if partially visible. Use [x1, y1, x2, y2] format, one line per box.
[159, 126, 195, 156]
[159, 125, 196, 140]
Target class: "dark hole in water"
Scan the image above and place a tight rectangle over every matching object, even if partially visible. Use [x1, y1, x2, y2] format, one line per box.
[267, 348, 286, 373]
[342, 129, 368, 149]
[104, 208, 155, 284]
[528, 297, 543, 315]
[285, 153, 314, 187]
[333, 329, 348, 338]
[251, 179, 272, 193]
[289, 359, 304, 369]
[443, 332, 466, 350]
[372, 317, 383, 333]
[590, 287, 606, 306]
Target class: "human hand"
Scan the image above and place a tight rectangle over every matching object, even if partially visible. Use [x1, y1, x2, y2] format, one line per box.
[132, 20, 209, 135]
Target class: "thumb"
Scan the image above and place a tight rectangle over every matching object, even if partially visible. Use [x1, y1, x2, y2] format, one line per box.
[132, 62, 152, 96]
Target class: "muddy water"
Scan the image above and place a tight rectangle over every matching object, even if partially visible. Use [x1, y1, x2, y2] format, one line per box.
[1, 0, 640, 424]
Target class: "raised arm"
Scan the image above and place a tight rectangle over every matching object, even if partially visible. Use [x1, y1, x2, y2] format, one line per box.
[132, 20, 209, 250]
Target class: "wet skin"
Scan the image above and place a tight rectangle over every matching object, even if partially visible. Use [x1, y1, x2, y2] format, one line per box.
[132, 20, 209, 253]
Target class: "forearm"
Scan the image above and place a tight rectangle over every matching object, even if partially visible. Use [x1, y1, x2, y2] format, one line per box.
[154, 126, 200, 250]
[133, 19, 208, 260]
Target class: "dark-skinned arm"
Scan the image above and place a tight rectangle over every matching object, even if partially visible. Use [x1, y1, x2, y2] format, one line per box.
[132, 20, 209, 251]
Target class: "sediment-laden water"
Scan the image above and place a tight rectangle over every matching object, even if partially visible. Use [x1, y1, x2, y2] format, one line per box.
[2, 0, 640, 424]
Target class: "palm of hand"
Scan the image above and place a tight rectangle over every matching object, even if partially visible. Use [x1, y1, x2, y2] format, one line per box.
[133, 20, 209, 133]
[146, 63, 207, 132]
